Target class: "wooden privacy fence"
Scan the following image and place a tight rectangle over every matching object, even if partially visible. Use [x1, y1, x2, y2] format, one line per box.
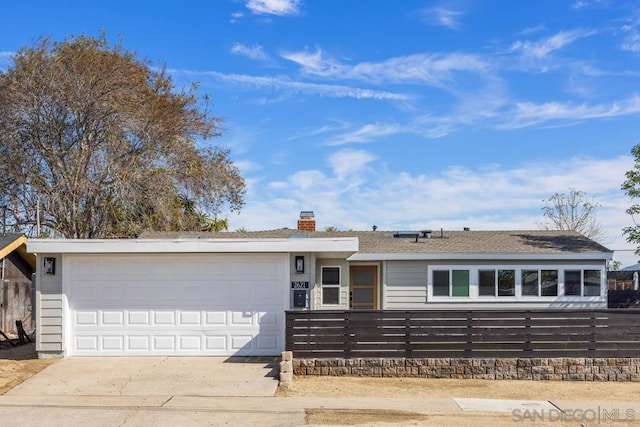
[286, 310, 640, 359]
[0, 280, 34, 335]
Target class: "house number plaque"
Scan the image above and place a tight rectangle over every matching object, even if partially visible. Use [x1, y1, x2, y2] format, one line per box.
[291, 281, 309, 289]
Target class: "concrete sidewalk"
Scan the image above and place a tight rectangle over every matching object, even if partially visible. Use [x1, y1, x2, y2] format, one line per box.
[0, 394, 639, 425]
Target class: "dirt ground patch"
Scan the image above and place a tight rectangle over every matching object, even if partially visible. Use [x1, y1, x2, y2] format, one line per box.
[283, 376, 640, 426]
[278, 375, 640, 401]
[306, 408, 429, 425]
[0, 344, 56, 395]
[304, 409, 570, 426]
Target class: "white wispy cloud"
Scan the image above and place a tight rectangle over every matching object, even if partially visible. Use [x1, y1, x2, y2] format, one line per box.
[281, 49, 489, 91]
[324, 123, 403, 146]
[510, 29, 595, 60]
[621, 14, 640, 52]
[320, 92, 640, 143]
[571, 0, 610, 9]
[230, 11, 244, 22]
[231, 43, 269, 60]
[327, 149, 377, 180]
[246, 0, 301, 16]
[420, 7, 463, 30]
[168, 68, 410, 101]
[519, 24, 546, 36]
[288, 121, 350, 141]
[503, 95, 640, 128]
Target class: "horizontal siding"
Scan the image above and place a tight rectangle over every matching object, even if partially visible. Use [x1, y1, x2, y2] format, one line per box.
[40, 334, 63, 343]
[38, 325, 62, 334]
[37, 255, 64, 354]
[385, 261, 428, 309]
[38, 342, 63, 352]
[39, 298, 62, 309]
[40, 307, 63, 318]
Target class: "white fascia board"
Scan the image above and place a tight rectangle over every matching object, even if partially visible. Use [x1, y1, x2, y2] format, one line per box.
[348, 252, 613, 261]
[28, 237, 359, 254]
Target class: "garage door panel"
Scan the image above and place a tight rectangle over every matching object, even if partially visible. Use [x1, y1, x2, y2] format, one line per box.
[258, 311, 280, 327]
[75, 311, 98, 326]
[128, 336, 150, 351]
[179, 311, 201, 325]
[179, 335, 202, 351]
[230, 311, 254, 325]
[75, 336, 98, 351]
[127, 311, 150, 326]
[153, 335, 175, 351]
[153, 311, 176, 325]
[205, 311, 226, 325]
[102, 336, 124, 351]
[68, 254, 286, 356]
[256, 335, 279, 351]
[101, 311, 124, 326]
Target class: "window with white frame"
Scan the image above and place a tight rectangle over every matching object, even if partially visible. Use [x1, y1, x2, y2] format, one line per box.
[521, 269, 558, 297]
[478, 269, 515, 296]
[564, 269, 601, 297]
[432, 269, 470, 297]
[321, 266, 340, 304]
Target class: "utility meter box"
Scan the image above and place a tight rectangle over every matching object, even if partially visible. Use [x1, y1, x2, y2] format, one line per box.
[291, 281, 309, 309]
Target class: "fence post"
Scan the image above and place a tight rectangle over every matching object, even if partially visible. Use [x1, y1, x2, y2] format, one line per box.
[524, 311, 532, 357]
[465, 311, 473, 357]
[344, 311, 352, 359]
[590, 311, 597, 353]
[405, 312, 412, 359]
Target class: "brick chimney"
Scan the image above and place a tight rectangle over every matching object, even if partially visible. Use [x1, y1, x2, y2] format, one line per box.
[297, 211, 316, 232]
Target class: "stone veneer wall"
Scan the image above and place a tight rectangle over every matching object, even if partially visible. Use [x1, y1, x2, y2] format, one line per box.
[292, 358, 640, 381]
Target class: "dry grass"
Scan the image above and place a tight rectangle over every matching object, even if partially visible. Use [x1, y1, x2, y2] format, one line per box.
[280, 375, 640, 401]
[0, 343, 57, 394]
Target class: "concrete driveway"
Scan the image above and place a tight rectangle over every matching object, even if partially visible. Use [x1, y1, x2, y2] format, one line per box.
[6, 356, 279, 397]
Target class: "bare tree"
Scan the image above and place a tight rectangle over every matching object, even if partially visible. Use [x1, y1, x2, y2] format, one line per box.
[538, 189, 604, 241]
[0, 35, 245, 238]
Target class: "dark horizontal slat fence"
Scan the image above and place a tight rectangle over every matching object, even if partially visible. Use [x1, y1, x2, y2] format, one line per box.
[286, 310, 640, 359]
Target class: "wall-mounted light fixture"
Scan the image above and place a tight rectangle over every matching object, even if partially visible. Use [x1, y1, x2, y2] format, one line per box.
[43, 257, 56, 275]
[295, 256, 304, 273]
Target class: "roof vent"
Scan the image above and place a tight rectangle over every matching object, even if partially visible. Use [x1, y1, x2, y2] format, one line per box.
[421, 230, 432, 238]
[393, 231, 419, 242]
[463, 227, 470, 231]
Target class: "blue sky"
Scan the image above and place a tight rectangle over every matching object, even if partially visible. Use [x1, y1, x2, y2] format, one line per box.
[2, 0, 640, 264]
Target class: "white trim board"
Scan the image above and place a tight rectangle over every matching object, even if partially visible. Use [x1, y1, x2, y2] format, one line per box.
[28, 238, 358, 254]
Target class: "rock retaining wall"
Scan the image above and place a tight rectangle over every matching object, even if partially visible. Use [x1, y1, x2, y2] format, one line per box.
[292, 357, 640, 381]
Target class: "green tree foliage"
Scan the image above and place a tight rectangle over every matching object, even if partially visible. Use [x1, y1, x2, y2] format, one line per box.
[0, 35, 245, 238]
[539, 189, 604, 241]
[622, 144, 640, 253]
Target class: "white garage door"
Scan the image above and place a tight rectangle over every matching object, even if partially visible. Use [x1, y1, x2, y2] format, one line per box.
[67, 254, 287, 356]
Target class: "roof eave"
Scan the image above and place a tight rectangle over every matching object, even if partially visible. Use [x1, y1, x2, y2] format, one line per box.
[348, 252, 613, 261]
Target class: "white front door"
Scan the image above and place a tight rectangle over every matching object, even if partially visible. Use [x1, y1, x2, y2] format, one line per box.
[66, 254, 287, 356]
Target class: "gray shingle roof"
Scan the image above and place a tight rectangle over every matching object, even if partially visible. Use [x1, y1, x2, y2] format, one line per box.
[140, 229, 611, 255]
[0, 233, 24, 251]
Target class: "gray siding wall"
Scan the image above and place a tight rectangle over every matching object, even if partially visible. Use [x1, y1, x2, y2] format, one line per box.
[383, 259, 608, 310]
[36, 253, 64, 355]
[384, 261, 428, 309]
